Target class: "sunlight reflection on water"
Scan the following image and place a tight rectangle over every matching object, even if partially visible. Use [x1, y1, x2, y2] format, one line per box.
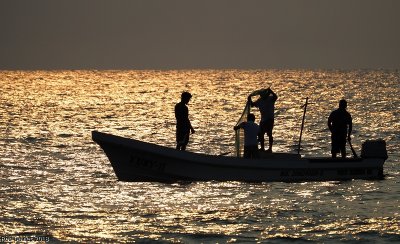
[0, 70, 399, 242]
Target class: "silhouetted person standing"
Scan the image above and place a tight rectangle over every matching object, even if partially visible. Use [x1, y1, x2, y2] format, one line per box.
[328, 99, 352, 158]
[248, 88, 278, 152]
[175, 92, 195, 151]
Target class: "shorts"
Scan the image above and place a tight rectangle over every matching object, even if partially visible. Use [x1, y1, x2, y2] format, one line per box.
[176, 127, 190, 145]
[331, 134, 346, 154]
[259, 119, 274, 137]
[244, 145, 259, 159]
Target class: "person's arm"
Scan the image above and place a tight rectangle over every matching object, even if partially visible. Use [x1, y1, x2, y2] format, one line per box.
[234, 122, 245, 131]
[327, 113, 333, 133]
[188, 115, 195, 134]
[247, 95, 255, 107]
[184, 105, 195, 134]
[269, 88, 278, 102]
[347, 115, 352, 140]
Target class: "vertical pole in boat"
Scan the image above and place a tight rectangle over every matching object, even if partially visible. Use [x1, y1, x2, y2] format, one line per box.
[298, 97, 309, 154]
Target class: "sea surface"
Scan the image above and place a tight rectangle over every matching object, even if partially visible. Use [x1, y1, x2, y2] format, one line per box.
[0, 70, 399, 243]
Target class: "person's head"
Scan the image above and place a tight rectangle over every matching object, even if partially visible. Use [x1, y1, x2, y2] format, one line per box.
[247, 113, 256, 122]
[181, 92, 192, 104]
[339, 99, 347, 109]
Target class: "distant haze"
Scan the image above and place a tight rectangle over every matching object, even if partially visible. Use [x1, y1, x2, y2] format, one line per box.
[1, 0, 399, 70]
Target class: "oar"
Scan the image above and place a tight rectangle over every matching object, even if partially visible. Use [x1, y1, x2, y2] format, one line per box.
[348, 138, 358, 158]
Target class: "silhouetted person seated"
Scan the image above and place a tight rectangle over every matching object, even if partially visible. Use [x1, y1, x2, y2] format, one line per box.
[328, 99, 352, 158]
[248, 88, 278, 153]
[175, 92, 195, 151]
[234, 113, 260, 159]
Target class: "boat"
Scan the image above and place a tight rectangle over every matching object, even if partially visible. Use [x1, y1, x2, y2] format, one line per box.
[92, 131, 388, 182]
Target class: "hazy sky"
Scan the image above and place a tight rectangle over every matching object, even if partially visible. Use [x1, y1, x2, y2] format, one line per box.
[1, 0, 399, 70]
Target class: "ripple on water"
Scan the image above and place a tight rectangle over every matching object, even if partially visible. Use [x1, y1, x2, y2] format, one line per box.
[0, 70, 399, 242]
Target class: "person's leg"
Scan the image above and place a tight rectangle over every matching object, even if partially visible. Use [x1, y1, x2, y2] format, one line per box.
[331, 134, 339, 158]
[251, 146, 259, 158]
[339, 136, 347, 158]
[340, 148, 346, 158]
[266, 119, 274, 152]
[180, 133, 189, 151]
[258, 133, 265, 151]
[258, 121, 266, 151]
[243, 146, 250, 158]
[176, 129, 182, 150]
[176, 129, 189, 151]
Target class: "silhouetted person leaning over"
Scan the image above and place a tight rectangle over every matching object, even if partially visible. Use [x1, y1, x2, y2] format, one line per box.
[328, 99, 352, 158]
[234, 113, 260, 159]
[175, 92, 195, 151]
[248, 88, 278, 152]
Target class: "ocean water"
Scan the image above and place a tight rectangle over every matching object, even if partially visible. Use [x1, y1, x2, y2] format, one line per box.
[0, 70, 399, 243]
